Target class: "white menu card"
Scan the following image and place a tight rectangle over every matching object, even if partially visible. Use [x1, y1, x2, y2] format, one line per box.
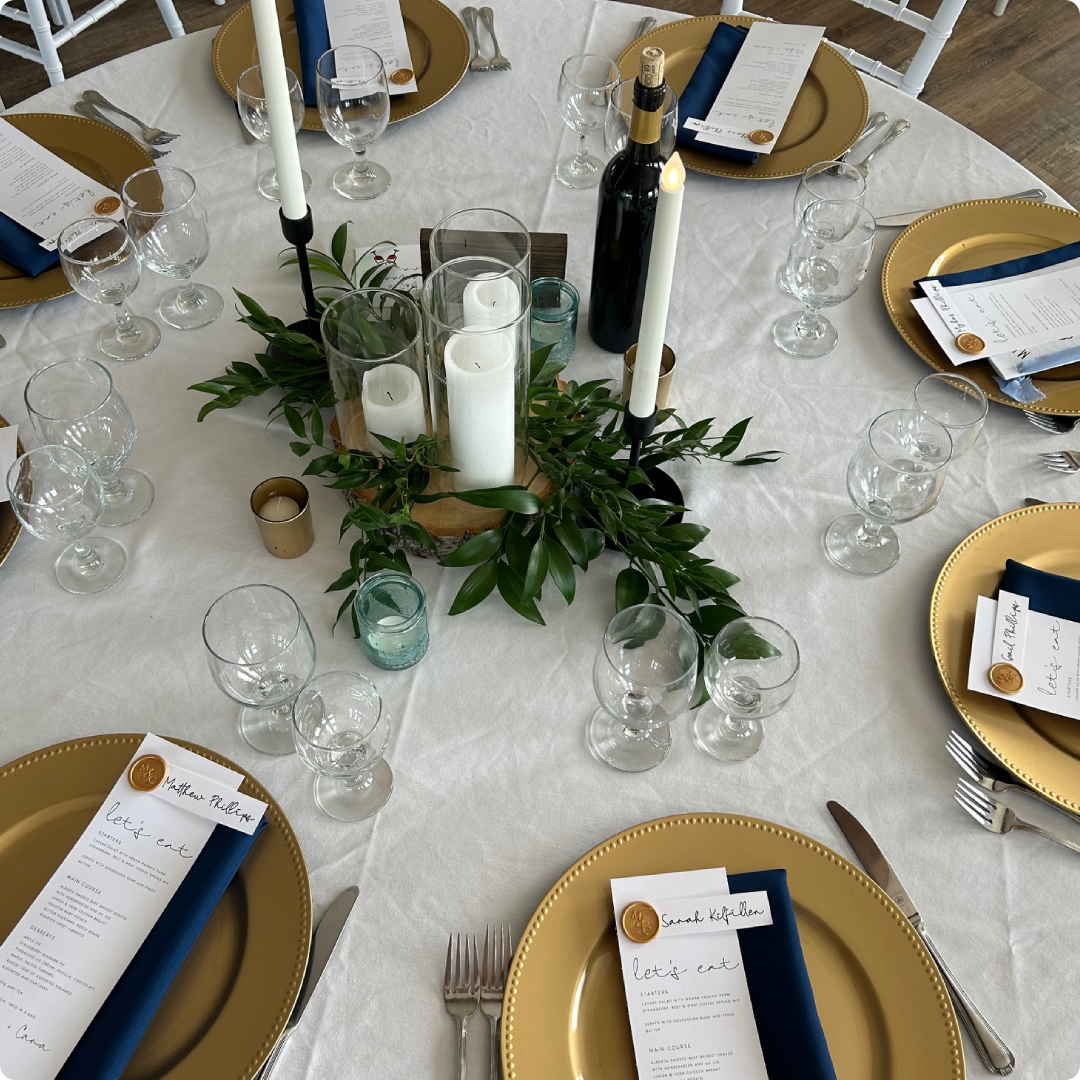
[611, 868, 769, 1080]
[0, 735, 264, 1080]
[322, 0, 418, 95]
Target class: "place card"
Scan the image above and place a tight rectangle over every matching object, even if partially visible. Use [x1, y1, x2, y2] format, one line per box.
[138, 757, 266, 835]
[683, 22, 823, 154]
[0, 119, 122, 251]
[322, 0, 417, 95]
[611, 868, 769, 1080]
[0, 425, 17, 503]
[0, 734, 265, 1080]
[656, 891, 774, 938]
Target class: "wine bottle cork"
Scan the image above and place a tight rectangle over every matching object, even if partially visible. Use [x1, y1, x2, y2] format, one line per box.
[639, 46, 665, 87]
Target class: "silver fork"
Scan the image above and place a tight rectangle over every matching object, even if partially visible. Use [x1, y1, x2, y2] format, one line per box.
[840, 110, 889, 161]
[478, 8, 511, 71]
[1039, 449, 1080, 473]
[461, 8, 492, 72]
[480, 924, 513, 1080]
[955, 778, 1080, 855]
[848, 119, 910, 177]
[82, 90, 179, 144]
[444, 933, 480, 1080]
[73, 102, 171, 158]
[1025, 410, 1080, 434]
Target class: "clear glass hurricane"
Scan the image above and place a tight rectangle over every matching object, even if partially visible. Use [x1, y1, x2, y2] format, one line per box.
[556, 54, 619, 189]
[587, 603, 698, 772]
[121, 166, 224, 331]
[6, 444, 126, 594]
[693, 617, 800, 762]
[824, 409, 952, 576]
[57, 218, 160, 361]
[237, 64, 313, 202]
[202, 584, 317, 756]
[316, 46, 392, 201]
[292, 670, 394, 821]
[24, 357, 155, 527]
[906, 372, 988, 458]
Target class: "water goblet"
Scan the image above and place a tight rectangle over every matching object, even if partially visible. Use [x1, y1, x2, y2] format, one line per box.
[202, 584, 317, 755]
[316, 46, 391, 200]
[24, 357, 154, 527]
[906, 372, 988, 458]
[588, 603, 698, 772]
[605, 78, 678, 159]
[773, 200, 876, 358]
[556, 54, 619, 189]
[693, 617, 800, 761]
[824, 409, 952, 576]
[120, 166, 224, 331]
[6, 444, 126, 593]
[57, 218, 160, 361]
[237, 64, 313, 202]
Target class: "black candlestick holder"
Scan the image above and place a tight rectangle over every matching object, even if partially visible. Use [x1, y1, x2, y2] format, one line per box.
[278, 207, 321, 340]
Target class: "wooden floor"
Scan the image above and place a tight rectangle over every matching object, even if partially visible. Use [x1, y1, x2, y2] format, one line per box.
[2, 0, 1079, 204]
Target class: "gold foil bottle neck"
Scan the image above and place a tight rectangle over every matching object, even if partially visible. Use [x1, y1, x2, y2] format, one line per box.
[639, 47, 665, 88]
[629, 106, 662, 145]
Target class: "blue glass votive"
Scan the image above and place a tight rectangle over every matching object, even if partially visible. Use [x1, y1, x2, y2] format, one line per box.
[530, 277, 579, 364]
[353, 571, 429, 670]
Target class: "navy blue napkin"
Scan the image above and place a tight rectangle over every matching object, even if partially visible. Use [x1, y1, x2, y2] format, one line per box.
[1000, 558, 1080, 621]
[56, 818, 267, 1080]
[0, 213, 60, 277]
[728, 868, 837, 1080]
[292, 0, 330, 107]
[918, 238, 1080, 292]
[675, 22, 758, 165]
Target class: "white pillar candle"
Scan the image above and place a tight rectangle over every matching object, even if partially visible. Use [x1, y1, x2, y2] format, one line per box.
[629, 152, 686, 419]
[444, 327, 516, 490]
[259, 495, 301, 520]
[250, 0, 307, 221]
[361, 363, 427, 453]
[462, 273, 521, 329]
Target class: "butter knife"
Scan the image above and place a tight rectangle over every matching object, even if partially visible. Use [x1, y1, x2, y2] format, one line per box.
[876, 188, 1046, 228]
[827, 801, 1015, 1075]
[257, 885, 359, 1079]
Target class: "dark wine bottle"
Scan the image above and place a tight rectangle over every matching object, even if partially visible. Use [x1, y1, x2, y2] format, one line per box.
[587, 46, 667, 354]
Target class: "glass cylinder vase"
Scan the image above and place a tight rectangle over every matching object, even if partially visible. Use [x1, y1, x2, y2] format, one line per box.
[429, 208, 531, 280]
[321, 288, 429, 455]
[420, 256, 531, 492]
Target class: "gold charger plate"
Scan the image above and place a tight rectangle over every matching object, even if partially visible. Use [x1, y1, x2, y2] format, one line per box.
[882, 198, 1080, 416]
[212, 0, 469, 132]
[0, 115, 155, 310]
[0, 413, 23, 571]
[930, 503, 1080, 815]
[0, 734, 311, 1080]
[618, 18, 868, 181]
[503, 814, 962, 1080]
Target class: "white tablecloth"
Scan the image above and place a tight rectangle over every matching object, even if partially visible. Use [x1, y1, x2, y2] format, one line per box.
[2, 3, 1078, 1076]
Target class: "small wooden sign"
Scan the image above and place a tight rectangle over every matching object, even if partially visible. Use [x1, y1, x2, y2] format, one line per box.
[419, 228, 568, 281]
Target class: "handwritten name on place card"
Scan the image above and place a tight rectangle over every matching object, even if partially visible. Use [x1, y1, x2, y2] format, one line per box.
[150, 761, 265, 835]
[655, 891, 773, 938]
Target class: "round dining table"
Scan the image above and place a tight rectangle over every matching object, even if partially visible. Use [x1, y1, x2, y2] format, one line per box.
[1, 2, 1077, 1077]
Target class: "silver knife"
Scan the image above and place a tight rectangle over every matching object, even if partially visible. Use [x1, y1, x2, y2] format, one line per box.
[876, 188, 1047, 228]
[257, 885, 359, 1079]
[826, 801, 1015, 1075]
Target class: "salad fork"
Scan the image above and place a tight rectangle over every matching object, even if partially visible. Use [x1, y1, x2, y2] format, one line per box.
[1025, 410, 1079, 434]
[444, 933, 480, 1080]
[1039, 449, 1080, 473]
[848, 119, 910, 177]
[462, 8, 492, 72]
[955, 778, 1080, 855]
[82, 91, 179, 144]
[478, 8, 511, 71]
[480, 924, 513, 1080]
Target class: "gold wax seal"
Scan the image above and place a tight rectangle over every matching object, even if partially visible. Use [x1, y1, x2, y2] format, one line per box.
[621, 901, 660, 943]
[989, 662, 1024, 694]
[390, 68, 414, 84]
[956, 333, 986, 355]
[94, 196, 120, 215]
[749, 129, 774, 145]
[128, 754, 168, 792]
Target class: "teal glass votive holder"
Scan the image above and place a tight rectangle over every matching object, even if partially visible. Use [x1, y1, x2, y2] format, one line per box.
[353, 571, 429, 670]
[530, 277, 579, 363]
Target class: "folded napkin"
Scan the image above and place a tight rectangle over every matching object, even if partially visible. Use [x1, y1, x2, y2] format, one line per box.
[1000, 558, 1080, 621]
[919, 238, 1080, 292]
[293, 0, 331, 106]
[56, 818, 267, 1080]
[0, 212, 60, 277]
[675, 22, 759, 165]
[729, 868, 837, 1080]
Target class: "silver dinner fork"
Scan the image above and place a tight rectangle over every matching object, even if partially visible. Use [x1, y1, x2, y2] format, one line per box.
[848, 119, 910, 177]
[82, 91, 179, 144]
[478, 8, 511, 71]
[839, 110, 889, 161]
[1026, 410, 1080, 434]
[73, 102, 171, 158]
[480, 924, 513, 1080]
[1039, 449, 1080, 473]
[444, 933, 480, 1080]
[462, 8, 492, 72]
[955, 778, 1080, 855]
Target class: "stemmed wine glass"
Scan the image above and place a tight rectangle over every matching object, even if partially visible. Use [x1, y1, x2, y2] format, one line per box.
[6, 444, 127, 593]
[906, 372, 988, 458]
[605, 79, 678, 158]
[57, 218, 160, 361]
[120, 166, 224, 331]
[24, 358, 154, 527]
[556, 54, 619, 189]
[316, 46, 392, 201]
[237, 65, 312, 202]
[202, 584, 317, 755]
[588, 604, 698, 772]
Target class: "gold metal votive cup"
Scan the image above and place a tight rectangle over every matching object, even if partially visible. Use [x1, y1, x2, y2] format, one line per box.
[250, 477, 314, 559]
[622, 344, 676, 411]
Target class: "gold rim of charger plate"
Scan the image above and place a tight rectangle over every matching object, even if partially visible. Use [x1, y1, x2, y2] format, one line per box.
[0, 413, 23, 570]
[502, 813, 962, 1080]
[882, 198, 1080, 416]
[0, 733, 311, 1080]
[211, 0, 469, 133]
[930, 503, 1080, 815]
[617, 17, 868, 180]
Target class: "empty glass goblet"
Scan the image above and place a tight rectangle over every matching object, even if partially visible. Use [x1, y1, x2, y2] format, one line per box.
[237, 64, 312, 202]
[588, 603, 698, 772]
[57, 218, 160, 361]
[824, 409, 952, 576]
[605, 79, 678, 158]
[6, 444, 126, 594]
[906, 372, 988, 458]
[202, 584, 317, 756]
[557, 54, 619, 189]
[292, 670, 394, 821]
[316, 46, 391, 201]
[773, 200, 876, 358]
[24, 357, 154, 527]
[693, 617, 800, 761]
[120, 166, 224, 331]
